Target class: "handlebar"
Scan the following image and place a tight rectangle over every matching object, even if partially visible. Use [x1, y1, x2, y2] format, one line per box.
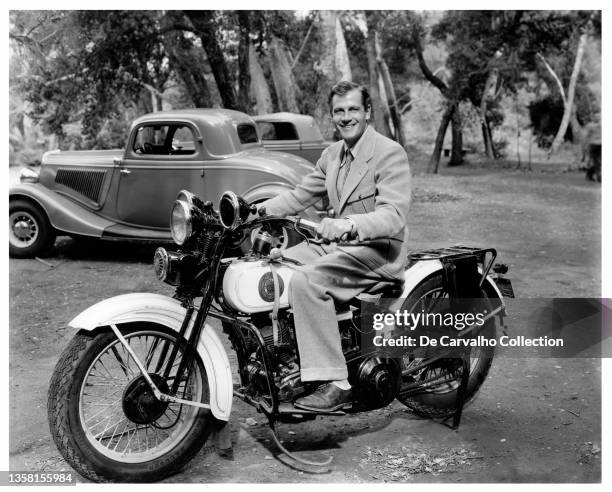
[257, 206, 318, 235]
[254, 207, 347, 242]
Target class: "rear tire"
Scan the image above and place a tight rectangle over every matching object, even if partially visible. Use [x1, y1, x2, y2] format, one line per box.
[48, 324, 213, 482]
[396, 273, 496, 418]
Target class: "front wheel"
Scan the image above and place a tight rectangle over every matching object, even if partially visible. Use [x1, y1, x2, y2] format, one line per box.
[9, 199, 56, 258]
[48, 324, 213, 482]
[396, 273, 497, 418]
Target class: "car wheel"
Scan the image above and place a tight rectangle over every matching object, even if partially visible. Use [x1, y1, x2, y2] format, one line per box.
[9, 199, 56, 258]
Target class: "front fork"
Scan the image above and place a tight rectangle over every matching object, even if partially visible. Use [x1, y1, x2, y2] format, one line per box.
[108, 322, 211, 410]
[108, 279, 218, 412]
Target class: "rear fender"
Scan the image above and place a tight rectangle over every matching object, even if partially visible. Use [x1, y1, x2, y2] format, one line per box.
[402, 260, 504, 304]
[69, 292, 233, 421]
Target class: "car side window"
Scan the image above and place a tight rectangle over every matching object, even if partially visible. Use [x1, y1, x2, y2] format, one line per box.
[170, 126, 196, 155]
[133, 124, 196, 156]
[237, 124, 259, 144]
[257, 122, 298, 141]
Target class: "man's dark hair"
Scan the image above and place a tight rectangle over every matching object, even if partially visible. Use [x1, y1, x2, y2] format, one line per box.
[328, 81, 371, 113]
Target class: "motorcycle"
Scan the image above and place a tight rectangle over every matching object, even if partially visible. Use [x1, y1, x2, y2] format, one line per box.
[47, 190, 513, 482]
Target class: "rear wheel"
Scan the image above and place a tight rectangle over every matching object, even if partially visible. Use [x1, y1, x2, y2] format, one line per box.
[48, 324, 213, 482]
[396, 273, 496, 418]
[9, 199, 56, 258]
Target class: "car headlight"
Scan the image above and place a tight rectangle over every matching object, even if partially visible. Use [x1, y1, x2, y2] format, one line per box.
[19, 167, 39, 183]
[170, 200, 193, 245]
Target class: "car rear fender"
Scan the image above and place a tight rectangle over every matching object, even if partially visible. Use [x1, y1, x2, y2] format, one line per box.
[10, 183, 114, 238]
[69, 292, 233, 421]
[242, 182, 322, 221]
[241, 181, 294, 204]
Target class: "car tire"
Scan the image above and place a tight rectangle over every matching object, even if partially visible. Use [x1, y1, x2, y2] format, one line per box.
[9, 199, 56, 258]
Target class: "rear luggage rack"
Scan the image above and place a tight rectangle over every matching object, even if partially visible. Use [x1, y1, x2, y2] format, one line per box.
[408, 245, 497, 290]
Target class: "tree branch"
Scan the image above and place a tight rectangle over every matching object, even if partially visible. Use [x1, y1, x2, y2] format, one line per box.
[536, 52, 566, 103]
[412, 27, 448, 96]
[291, 21, 314, 70]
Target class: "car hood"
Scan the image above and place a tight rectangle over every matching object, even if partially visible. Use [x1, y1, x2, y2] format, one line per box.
[42, 149, 124, 166]
[232, 148, 314, 184]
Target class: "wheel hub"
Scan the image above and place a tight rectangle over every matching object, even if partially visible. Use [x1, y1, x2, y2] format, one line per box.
[122, 373, 170, 424]
[13, 219, 36, 240]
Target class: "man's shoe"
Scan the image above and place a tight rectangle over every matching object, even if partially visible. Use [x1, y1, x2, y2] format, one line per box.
[294, 383, 352, 412]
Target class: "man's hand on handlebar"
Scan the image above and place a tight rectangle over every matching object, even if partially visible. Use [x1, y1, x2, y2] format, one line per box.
[316, 217, 354, 242]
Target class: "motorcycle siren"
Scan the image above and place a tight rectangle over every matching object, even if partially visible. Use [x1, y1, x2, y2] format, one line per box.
[219, 191, 252, 230]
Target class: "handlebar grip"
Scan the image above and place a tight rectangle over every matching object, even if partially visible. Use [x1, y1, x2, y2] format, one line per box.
[296, 217, 319, 234]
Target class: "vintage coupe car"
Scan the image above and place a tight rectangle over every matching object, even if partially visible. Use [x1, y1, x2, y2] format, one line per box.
[9, 109, 319, 258]
[252, 112, 334, 164]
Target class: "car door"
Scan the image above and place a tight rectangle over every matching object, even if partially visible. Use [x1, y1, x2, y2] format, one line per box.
[115, 122, 205, 229]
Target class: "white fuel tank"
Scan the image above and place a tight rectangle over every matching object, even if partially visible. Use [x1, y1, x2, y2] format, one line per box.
[222, 260, 295, 313]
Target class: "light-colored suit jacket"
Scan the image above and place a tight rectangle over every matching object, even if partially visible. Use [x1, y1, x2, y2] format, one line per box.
[262, 125, 411, 279]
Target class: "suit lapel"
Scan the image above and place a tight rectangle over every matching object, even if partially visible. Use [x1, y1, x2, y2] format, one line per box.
[337, 126, 376, 212]
[326, 143, 344, 209]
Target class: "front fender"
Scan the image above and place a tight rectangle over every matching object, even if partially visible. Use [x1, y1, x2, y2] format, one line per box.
[69, 293, 233, 421]
[10, 183, 114, 237]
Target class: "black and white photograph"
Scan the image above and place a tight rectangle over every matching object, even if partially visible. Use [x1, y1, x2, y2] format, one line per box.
[6, 6, 606, 485]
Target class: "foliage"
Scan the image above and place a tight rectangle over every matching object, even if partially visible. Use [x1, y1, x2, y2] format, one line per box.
[9, 9, 602, 162]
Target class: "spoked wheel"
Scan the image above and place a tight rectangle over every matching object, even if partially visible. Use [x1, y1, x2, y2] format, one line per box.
[396, 273, 496, 418]
[48, 324, 213, 482]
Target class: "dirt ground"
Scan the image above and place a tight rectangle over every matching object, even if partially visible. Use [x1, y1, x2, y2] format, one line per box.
[8, 164, 602, 483]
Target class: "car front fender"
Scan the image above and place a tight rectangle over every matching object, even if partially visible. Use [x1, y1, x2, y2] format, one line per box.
[69, 292, 233, 421]
[10, 183, 114, 238]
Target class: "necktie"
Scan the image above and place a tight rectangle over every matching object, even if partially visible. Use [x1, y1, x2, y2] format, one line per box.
[337, 148, 353, 198]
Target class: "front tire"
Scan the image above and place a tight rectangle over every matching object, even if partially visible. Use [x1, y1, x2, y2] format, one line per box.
[396, 273, 497, 418]
[48, 324, 213, 482]
[9, 199, 56, 258]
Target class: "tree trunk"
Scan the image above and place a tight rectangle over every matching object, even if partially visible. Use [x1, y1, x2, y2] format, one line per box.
[374, 31, 405, 147]
[249, 44, 273, 115]
[334, 15, 351, 81]
[363, 17, 391, 137]
[449, 104, 463, 166]
[237, 12, 251, 113]
[161, 13, 212, 107]
[480, 68, 498, 158]
[312, 10, 342, 138]
[186, 11, 241, 111]
[547, 32, 587, 155]
[268, 36, 300, 113]
[481, 121, 494, 158]
[428, 105, 453, 174]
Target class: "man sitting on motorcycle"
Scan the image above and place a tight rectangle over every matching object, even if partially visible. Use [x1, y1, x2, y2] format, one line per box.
[261, 80, 411, 412]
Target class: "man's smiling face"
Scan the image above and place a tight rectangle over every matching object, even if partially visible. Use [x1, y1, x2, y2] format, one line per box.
[331, 89, 371, 148]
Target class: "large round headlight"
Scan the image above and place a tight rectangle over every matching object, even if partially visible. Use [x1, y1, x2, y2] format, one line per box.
[219, 191, 252, 229]
[170, 200, 193, 245]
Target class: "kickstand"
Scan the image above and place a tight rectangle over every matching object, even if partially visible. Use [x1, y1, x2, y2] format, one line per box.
[267, 420, 333, 467]
[450, 353, 471, 429]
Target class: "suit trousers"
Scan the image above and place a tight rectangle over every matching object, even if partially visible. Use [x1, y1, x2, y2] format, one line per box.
[284, 240, 387, 382]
